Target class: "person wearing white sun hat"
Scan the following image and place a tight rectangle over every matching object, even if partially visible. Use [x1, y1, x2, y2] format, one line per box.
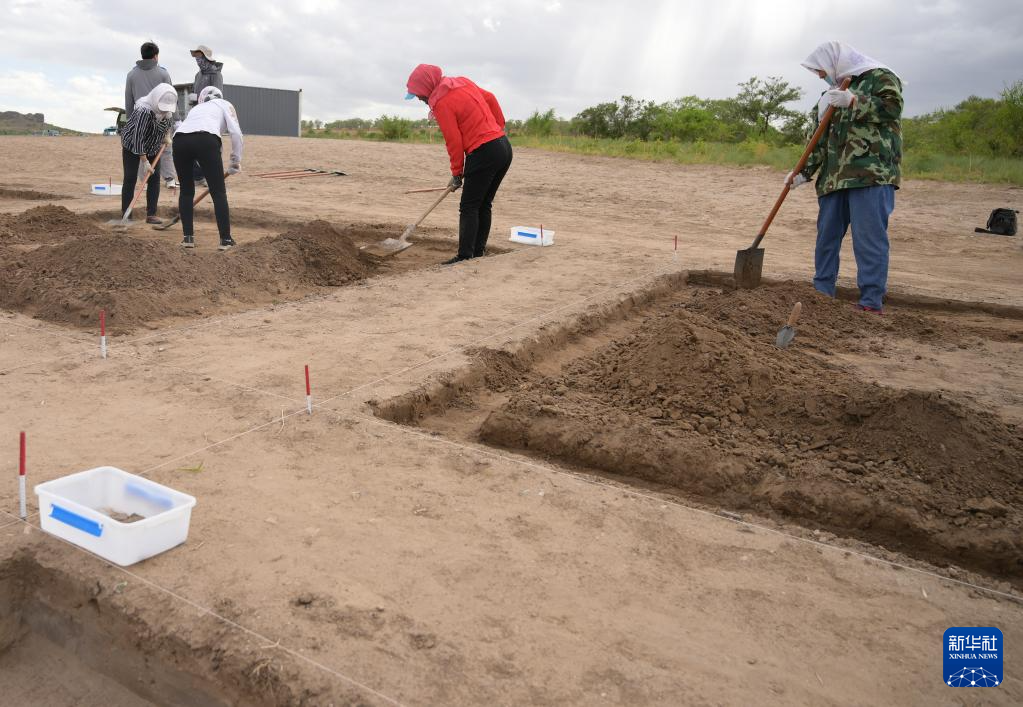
[120, 82, 176, 224]
[172, 86, 244, 250]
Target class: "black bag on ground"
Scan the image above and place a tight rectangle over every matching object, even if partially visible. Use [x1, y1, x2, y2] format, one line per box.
[975, 208, 1018, 236]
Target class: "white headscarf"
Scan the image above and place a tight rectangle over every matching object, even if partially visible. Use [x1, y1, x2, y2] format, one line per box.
[136, 82, 177, 116]
[801, 41, 900, 84]
[198, 86, 223, 103]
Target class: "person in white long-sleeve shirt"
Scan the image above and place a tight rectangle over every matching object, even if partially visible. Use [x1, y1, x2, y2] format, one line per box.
[171, 86, 244, 250]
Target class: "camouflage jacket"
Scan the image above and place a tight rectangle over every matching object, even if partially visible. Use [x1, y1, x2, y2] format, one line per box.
[801, 68, 903, 197]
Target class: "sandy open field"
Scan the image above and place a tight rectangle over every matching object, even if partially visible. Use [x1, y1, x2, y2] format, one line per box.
[2, 134, 1022, 706]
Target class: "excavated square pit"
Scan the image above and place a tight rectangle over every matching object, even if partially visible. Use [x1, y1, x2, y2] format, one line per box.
[0, 552, 247, 706]
[372, 272, 1023, 588]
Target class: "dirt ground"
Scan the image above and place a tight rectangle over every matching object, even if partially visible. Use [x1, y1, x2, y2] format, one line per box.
[1, 134, 1023, 706]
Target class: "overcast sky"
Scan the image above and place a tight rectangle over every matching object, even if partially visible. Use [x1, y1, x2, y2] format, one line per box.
[1, 0, 1021, 133]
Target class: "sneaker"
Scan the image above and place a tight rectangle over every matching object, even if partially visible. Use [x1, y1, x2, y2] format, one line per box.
[165, 179, 179, 189]
[853, 303, 884, 315]
[180, 234, 195, 249]
[441, 255, 469, 265]
[218, 237, 237, 251]
[145, 215, 163, 225]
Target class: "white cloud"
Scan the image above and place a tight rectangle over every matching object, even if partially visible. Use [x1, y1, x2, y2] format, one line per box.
[0, 0, 1021, 132]
[0, 70, 122, 132]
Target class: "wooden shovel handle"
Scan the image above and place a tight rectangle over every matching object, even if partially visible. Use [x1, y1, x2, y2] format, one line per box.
[404, 186, 450, 194]
[787, 302, 803, 327]
[121, 143, 167, 221]
[749, 77, 852, 250]
[413, 186, 455, 228]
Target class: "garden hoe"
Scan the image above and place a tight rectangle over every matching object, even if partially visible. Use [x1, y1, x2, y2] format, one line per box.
[734, 77, 851, 289]
[362, 185, 455, 258]
[152, 172, 230, 231]
[108, 144, 166, 230]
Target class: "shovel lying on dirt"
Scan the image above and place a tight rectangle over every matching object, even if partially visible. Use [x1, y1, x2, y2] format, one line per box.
[361, 186, 455, 258]
[152, 172, 230, 231]
[775, 301, 802, 349]
[107, 144, 167, 230]
[734, 77, 851, 289]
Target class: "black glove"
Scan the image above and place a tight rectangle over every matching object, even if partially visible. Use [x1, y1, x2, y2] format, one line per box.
[448, 175, 463, 190]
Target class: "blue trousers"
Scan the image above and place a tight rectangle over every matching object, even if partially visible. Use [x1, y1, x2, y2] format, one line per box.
[814, 185, 895, 310]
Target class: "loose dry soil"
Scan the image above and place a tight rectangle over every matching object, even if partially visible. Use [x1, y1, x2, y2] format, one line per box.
[2, 135, 1023, 706]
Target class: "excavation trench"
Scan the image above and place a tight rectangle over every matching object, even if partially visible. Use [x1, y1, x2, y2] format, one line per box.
[0, 551, 294, 706]
[372, 272, 1023, 586]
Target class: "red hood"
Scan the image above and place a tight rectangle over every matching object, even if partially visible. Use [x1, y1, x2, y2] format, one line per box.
[406, 64, 470, 110]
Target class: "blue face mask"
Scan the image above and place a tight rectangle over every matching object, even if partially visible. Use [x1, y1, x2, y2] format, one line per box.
[823, 74, 836, 87]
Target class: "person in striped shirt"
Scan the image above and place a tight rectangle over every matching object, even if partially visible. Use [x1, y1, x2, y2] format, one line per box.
[120, 83, 176, 224]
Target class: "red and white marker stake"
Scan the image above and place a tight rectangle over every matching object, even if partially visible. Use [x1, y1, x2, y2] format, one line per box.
[19, 431, 26, 519]
[305, 365, 312, 415]
[539, 223, 544, 248]
[99, 309, 107, 359]
[673, 234, 680, 265]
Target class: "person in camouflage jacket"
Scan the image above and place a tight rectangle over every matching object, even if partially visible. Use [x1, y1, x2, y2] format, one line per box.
[789, 42, 904, 313]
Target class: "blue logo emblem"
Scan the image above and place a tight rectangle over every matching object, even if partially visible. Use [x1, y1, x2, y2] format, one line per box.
[944, 627, 1002, 687]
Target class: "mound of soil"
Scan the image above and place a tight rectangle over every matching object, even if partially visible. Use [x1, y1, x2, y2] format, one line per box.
[0, 220, 373, 329]
[480, 292, 1023, 581]
[0, 205, 98, 244]
[682, 280, 1022, 350]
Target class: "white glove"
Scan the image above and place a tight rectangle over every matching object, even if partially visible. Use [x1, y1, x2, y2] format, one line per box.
[227, 163, 241, 175]
[786, 171, 808, 189]
[826, 88, 856, 109]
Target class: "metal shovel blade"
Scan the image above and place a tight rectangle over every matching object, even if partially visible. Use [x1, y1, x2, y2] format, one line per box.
[775, 301, 802, 349]
[733, 246, 764, 289]
[361, 225, 415, 259]
[775, 325, 796, 349]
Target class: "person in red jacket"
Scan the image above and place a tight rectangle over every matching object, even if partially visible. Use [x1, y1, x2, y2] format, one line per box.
[406, 64, 513, 264]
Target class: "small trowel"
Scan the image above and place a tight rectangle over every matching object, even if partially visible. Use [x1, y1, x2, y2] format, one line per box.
[775, 302, 802, 349]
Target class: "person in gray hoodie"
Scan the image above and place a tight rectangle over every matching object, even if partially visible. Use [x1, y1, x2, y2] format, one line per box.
[187, 45, 224, 186]
[125, 42, 172, 114]
[125, 42, 174, 188]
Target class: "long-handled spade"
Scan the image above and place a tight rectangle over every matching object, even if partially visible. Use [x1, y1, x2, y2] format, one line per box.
[152, 172, 230, 231]
[361, 185, 455, 258]
[107, 144, 167, 230]
[733, 77, 851, 289]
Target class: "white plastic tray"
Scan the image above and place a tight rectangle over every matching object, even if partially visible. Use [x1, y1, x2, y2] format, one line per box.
[510, 226, 555, 246]
[35, 466, 196, 566]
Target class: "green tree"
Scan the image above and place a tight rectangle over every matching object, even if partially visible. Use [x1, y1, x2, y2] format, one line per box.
[733, 76, 803, 136]
[524, 108, 557, 137]
[376, 115, 412, 140]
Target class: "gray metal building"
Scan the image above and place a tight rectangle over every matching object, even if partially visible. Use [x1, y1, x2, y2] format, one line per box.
[174, 83, 302, 137]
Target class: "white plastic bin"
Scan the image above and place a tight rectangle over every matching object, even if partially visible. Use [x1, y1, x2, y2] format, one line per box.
[35, 466, 196, 566]
[510, 226, 555, 247]
[91, 183, 122, 196]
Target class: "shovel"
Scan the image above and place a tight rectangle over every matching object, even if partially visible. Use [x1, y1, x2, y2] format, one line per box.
[775, 302, 802, 349]
[362, 185, 455, 258]
[107, 144, 167, 229]
[152, 172, 230, 231]
[734, 77, 851, 289]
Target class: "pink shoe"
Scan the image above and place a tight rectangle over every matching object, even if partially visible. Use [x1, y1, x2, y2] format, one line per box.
[853, 304, 884, 315]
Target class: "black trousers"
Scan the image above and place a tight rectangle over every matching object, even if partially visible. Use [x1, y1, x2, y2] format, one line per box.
[459, 135, 513, 259]
[121, 147, 161, 217]
[172, 132, 230, 239]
